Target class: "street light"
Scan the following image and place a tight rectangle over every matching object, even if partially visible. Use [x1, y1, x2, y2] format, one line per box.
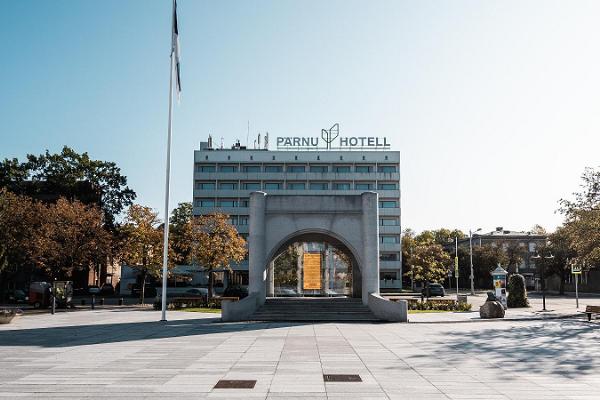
[469, 228, 481, 295]
[531, 252, 554, 311]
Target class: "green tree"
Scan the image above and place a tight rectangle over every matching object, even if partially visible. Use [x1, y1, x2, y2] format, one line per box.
[537, 227, 576, 294]
[183, 213, 247, 299]
[0, 146, 136, 227]
[507, 274, 529, 308]
[472, 245, 508, 288]
[504, 241, 528, 274]
[169, 202, 193, 263]
[404, 231, 451, 285]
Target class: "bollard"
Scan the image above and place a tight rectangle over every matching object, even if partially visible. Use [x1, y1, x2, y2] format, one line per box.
[100, 298, 105, 306]
[81, 299, 86, 306]
[118, 298, 123, 306]
[91, 295, 95, 310]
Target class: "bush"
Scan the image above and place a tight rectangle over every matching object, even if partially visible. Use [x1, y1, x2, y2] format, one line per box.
[223, 285, 248, 299]
[405, 299, 472, 312]
[507, 274, 529, 308]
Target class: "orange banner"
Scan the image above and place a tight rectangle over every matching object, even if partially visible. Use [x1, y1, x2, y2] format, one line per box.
[303, 253, 321, 290]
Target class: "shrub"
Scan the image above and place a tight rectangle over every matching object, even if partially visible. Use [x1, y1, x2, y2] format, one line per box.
[223, 285, 248, 299]
[507, 274, 529, 308]
[406, 299, 472, 312]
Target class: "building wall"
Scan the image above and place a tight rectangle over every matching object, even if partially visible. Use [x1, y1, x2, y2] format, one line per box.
[192, 145, 402, 289]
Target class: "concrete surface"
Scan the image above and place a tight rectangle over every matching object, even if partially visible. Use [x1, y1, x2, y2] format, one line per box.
[1, 308, 599, 399]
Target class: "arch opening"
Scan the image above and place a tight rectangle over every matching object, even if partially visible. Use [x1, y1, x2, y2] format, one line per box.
[266, 232, 362, 299]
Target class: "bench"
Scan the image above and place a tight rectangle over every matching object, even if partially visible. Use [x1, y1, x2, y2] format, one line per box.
[584, 305, 600, 321]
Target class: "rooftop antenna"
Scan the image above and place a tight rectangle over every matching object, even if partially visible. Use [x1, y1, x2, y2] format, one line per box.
[220, 137, 224, 149]
[207, 134, 213, 148]
[264, 132, 269, 149]
[253, 139, 256, 149]
[258, 132, 261, 148]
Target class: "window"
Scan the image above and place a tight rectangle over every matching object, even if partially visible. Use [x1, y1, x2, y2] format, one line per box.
[380, 218, 399, 226]
[264, 182, 282, 190]
[227, 215, 238, 225]
[197, 165, 215, 172]
[334, 182, 351, 190]
[378, 182, 398, 190]
[242, 182, 261, 190]
[196, 182, 215, 190]
[219, 165, 237, 172]
[239, 199, 249, 207]
[334, 165, 351, 173]
[219, 182, 237, 190]
[380, 253, 399, 261]
[380, 235, 400, 244]
[355, 165, 373, 173]
[378, 165, 397, 173]
[288, 182, 306, 190]
[355, 182, 374, 190]
[239, 216, 249, 225]
[287, 165, 306, 173]
[379, 200, 399, 208]
[197, 199, 215, 207]
[309, 182, 328, 190]
[243, 165, 261, 173]
[218, 199, 238, 207]
[380, 271, 398, 280]
[264, 165, 283, 172]
[310, 165, 328, 173]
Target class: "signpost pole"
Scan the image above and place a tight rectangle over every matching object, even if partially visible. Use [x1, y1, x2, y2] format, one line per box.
[455, 237, 459, 299]
[575, 273, 579, 309]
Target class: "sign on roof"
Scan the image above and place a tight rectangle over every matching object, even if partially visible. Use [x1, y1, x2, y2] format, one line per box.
[277, 123, 390, 150]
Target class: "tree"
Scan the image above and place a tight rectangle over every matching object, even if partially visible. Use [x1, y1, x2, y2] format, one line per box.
[274, 245, 299, 288]
[183, 213, 247, 299]
[0, 146, 136, 227]
[170, 202, 193, 264]
[559, 167, 600, 267]
[0, 189, 40, 298]
[538, 227, 576, 295]
[119, 205, 172, 304]
[507, 274, 529, 308]
[403, 230, 451, 286]
[32, 198, 112, 281]
[504, 241, 527, 274]
[471, 245, 508, 288]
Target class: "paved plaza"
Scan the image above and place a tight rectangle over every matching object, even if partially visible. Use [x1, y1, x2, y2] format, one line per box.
[1, 308, 600, 399]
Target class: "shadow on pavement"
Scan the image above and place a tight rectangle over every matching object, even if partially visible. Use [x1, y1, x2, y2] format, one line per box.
[436, 319, 600, 377]
[0, 315, 308, 348]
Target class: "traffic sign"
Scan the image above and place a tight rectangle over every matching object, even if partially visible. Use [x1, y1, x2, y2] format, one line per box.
[571, 265, 582, 275]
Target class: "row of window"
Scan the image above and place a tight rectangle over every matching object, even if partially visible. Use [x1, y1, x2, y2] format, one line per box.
[195, 198, 399, 209]
[196, 164, 398, 173]
[196, 181, 398, 191]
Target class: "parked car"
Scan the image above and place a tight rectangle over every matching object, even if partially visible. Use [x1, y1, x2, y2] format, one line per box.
[421, 283, 445, 297]
[99, 284, 115, 295]
[29, 282, 52, 308]
[184, 288, 208, 298]
[8, 289, 28, 304]
[131, 284, 157, 297]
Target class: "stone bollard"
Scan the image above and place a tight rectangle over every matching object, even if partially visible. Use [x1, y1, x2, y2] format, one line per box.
[91, 295, 95, 310]
[100, 298, 105, 306]
[81, 299, 86, 306]
[118, 298, 124, 306]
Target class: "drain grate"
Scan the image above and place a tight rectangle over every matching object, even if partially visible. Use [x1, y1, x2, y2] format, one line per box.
[323, 374, 362, 382]
[214, 380, 257, 389]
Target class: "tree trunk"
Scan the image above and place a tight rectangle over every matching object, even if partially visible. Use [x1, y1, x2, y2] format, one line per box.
[559, 270, 565, 295]
[140, 271, 147, 305]
[208, 271, 214, 300]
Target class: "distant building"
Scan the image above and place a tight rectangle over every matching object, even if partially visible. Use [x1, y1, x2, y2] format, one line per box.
[457, 227, 547, 288]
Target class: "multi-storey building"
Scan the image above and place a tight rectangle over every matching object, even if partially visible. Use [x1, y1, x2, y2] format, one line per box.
[192, 140, 402, 291]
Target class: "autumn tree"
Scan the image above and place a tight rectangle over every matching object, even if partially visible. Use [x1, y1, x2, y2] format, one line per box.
[31, 198, 112, 281]
[536, 227, 576, 294]
[183, 213, 246, 299]
[119, 205, 173, 304]
[403, 230, 451, 286]
[559, 167, 600, 267]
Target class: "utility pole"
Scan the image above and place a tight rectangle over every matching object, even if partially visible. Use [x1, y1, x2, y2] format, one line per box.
[455, 236, 459, 299]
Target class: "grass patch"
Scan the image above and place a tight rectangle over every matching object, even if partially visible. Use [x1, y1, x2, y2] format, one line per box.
[408, 309, 452, 314]
[179, 307, 221, 314]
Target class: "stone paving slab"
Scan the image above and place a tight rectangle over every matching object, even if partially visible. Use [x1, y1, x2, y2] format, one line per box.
[1, 308, 600, 399]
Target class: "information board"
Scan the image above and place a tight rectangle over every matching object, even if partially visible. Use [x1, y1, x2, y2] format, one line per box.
[303, 253, 322, 290]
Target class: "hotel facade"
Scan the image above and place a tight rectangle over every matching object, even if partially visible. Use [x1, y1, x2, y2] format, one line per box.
[192, 136, 402, 292]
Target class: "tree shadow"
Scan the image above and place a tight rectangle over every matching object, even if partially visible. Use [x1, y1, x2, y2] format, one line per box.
[433, 320, 600, 378]
[0, 315, 309, 348]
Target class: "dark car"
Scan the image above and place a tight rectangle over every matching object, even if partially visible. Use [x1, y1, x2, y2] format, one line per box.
[421, 283, 445, 297]
[8, 289, 28, 304]
[99, 284, 115, 295]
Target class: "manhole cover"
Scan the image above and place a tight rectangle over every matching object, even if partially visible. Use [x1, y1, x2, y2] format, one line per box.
[323, 374, 362, 382]
[214, 380, 256, 389]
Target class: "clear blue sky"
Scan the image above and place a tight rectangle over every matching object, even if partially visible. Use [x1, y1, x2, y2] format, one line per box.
[1, 0, 599, 233]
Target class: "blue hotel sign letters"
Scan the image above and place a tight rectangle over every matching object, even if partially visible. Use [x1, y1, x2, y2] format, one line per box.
[277, 123, 390, 150]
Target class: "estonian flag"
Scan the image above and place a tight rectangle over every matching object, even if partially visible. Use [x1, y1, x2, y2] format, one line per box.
[172, 0, 181, 97]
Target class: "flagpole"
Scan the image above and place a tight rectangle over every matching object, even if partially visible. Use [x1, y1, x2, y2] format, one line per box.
[160, 1, 176, 322]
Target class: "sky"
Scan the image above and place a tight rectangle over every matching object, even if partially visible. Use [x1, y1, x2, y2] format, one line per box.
[1, 0, 599, 234]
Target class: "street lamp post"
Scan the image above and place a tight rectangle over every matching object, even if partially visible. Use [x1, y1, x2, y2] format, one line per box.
[469, 228, 481, 295]
[531, 253, 554, 311]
